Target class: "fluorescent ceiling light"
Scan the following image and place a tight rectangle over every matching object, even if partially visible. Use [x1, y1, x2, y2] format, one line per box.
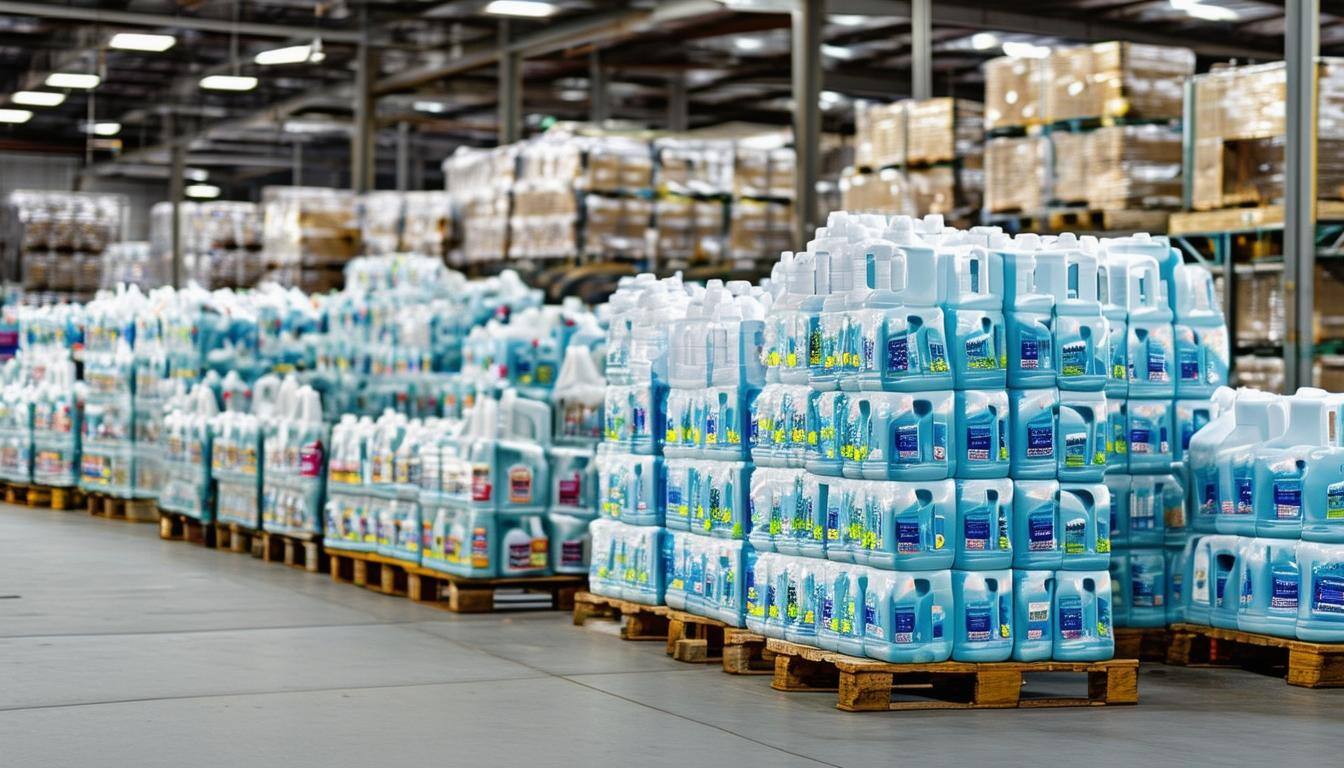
[483, 0, 556, 17]
[109, 32, 176, 52]
[11, 91, 65, 107]
[971, 32, 1000, 51]
[1171, 0, 1239, 21]
[255, 42, 324, 66]
[558, 89, 587, 102]
[733, 37, 765, 52]
[1002, 41, 1050, 59]
[185, 168, 209, 182]
[413, 100, 448, 113]
[81, 121, 121, 136]
[828, 14, 868, 26]
[45, 73, 100, 89]
[0, 108, 33, 123]
[185, 184, 221, 199]
[821, 44, 854, 60]
[200, 74, 258, 91]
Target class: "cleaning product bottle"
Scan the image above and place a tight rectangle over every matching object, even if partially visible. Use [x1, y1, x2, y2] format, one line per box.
[1012, 569, 1054, 661]
[1098, 249, 1129, 399]
[1301, 423, 1344, 543]
[1056, 389, 1107, 482]
[1009, 387, 1057, 479]
[1215, 390, 1283, 535]
[1173, 262, 1230, 398]
[794, 469, 826, 559]
[1052, 570, 1114, 661]
[881, 215, 952, 392]
[1013, 479, 1062, 570]
[1238, 537, 1300, 638]
[998, 233, 1055, 388]
[1059, 482, 1110, 570]
[939, 233, 1006, 390]
[1104, 397, 1128, 472]
[1107, 474, 1133, 549]
[1160, 472, 1189, 548]
[859, 391, 953, 481]
[1254, 388, 1332, 539]
[1122, 548, 1167, 627]
[868, 480, 954, 571]
[824, 477, 860, 564]
[1166, 544, 1188, 625]
[782, 557, 826, 646]
[1186, 386, 1239, 533]
[814, 225, 853, 392]
[1127, 398, 1175, 474]
[951, 569, 1013, 661]
[954, 389, 1009, 479]
[1296, 541, 1344, 641]
[805, 391, 847, 477]
[863, 568, 952, 663]
[1037, 233, 1107, 391]
[1208, 535, 1244, 629]
[1175, 391, 1230, 468]
[1119, 252, 1175, 399]
[777, 250, 825, 386]
[744, 551, 775, 637]
[954, 478, 1013, 570]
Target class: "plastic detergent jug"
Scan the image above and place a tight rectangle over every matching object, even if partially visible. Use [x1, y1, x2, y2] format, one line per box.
[1119, 253, 1175, 399]
[821, 477, 858, 564]
[1254, 388, 1334, 539]
[750, 383, 811, 468]
[663, 458, 699, 532]
[862, 479, 954, 571]
[1098, 251, 1129, 398]
[782, 556, 826, 645]
[848, 237, 895, 392]
[1124, 548, 1167, 627]
[596, 448, 662, 526]
[1187, 387, 1239, 533]
[1215, 390, 1283, 535]
[951, 569, 1013, 662]
[1013, 479, 1061, 570]
[1208, 535, 1243, 629]
[1183, 535, 1213, 625]
[793, 471, 826, 559]
[1012, 569, 1055, 661]
[548, 445, 595, 516]
[1009, 387, 1057, 479]
[1037, 234, 1107, 391]
[862, 568, 952, 663]
[813, 227, 854, 392]
[998, 234, 1055, 388]
[1175, 395, 1225, 466]
[871, 216, 949, 392]
[744, 552, 775, 637]
[1126, 398, 1175, 476]
[938, 235, 1006, 390]
[1238, 537, 1300, 637]
[1106, 475, 1133, 548]
[1173, 263, 1230, 398]
[848, 391, 953, 481]
[805, 391, 847, 477]
[1059, 482, 1110, 570]
[1296, 541, 1344, 641]
[748, 466, 781, 553]
[1166, 545, 1188, 624]
[547, 512, 591, 575]
[954, 478, 1013, 570]
[1056, 390, 1107, 482]
[954, 389, 1009, 478]
[552, 344, 605, 445]
[1053, 570, 1113, 661]
[1302, 422, 1344, 543]
[1104, 398, 1128, 472]
[1152, 474, 1188, 548]
[814, 562, 858, 654]
[766, 251, 818, 385]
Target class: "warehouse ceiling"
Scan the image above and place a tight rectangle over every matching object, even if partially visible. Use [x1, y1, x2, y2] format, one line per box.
[0, 0, 1336, 194]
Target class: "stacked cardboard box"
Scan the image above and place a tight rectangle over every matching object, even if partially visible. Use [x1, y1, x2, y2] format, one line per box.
[584, 195, 653, 259]
[985, 136, 1048, 213]
[654, 139, 734, 196]
[261, 187, 359, 292]
[734, 147, 795, 199]
[855, 101, 906, 169]
[1232, 263, 1344, 347]
[1044, 42, 1193, 123]
[728, 199, 792, 265]
[906, 98, 983, 165]
[653, 196, 725, 266]
[444, 146, 516, 264]
[839, 166, 911, 214]
[360, 191, 453, 258]
[5, 191, 125, 301]
[1083, 124, 1182, 210]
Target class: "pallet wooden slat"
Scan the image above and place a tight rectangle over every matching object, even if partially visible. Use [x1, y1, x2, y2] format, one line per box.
[1, 482, 82, 511]
[766, 638, 1138, 712]
[213, 523, 263, 557]
[1169, 200, 1344, 235]
[1166, 622, 1344, 688]
[261, 531, 326, 573]
[88, 493, 156, 522]
[158, 509, 215, 547]
[572, 592, 772, 674]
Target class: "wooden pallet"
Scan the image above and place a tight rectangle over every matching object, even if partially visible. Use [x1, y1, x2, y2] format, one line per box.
[261, 530, 326, 573]
[1115, 627, 1172, 662]
[571, 592, 773, 674]
[1166, 623, 1344, 688]
[214, 522, 263, 557]
[158, 509, 215, 546]
[326, 548, 585, 613]
[1045, 207, 1170, 234]
[1169, 201, 1344, 235]
[766, 639, 1139, 712]
[2, 482, 82, 510]
[88, 493, 157, 523]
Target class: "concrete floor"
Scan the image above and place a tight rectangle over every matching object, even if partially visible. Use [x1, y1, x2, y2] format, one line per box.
[2, 505, 1343, 768]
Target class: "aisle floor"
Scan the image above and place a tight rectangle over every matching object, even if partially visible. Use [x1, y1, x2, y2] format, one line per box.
[3, 503, 1343, 767]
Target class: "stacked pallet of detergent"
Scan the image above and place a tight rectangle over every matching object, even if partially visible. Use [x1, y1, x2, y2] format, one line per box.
[259, 376, 327, 536]
[546, 335, 607, 575]
[1177, 385, 1344, 641]
[29, 351, 82, 487]
[663, 280, 769, 625]
[157, 379, 221, 520]
[744, 212, 1118, 664]
[79, 287, 151, 498]
[589, 274, 690, 605]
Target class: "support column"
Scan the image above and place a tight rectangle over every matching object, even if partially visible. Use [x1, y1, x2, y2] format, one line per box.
[667, 75, 688, 133]
[589, 49, 609, 125]
[351, 22, 376, 192]
[167, 111, 184, 289]
[292, 141, 303, 187]
[498, 20, 522, 144]
[396, 121, 410, 192]
[911, 0, 931, 101]
[1284, 0, 1320, 390]
[792, 0, 822, 246]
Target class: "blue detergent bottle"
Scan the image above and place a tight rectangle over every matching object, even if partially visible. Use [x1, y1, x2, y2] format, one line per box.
[1053, 570, 1114, 661]
[1109, 555, 1131, 628]
[951, 569, 1014, 662]
[1302, 422, 1344, 543]
[954, 389, 1010, 478]
[1013, 479, 1062, 569]
[663, 457, 696, 532]
[1106, 474, 1133, 549]
[1175, 395, 1224, 467]
[1186, 387, 1240, 533]
[744, 551, 775, 636]
[1059, 482, 1111, 570]
[855, 239, 902, 392]
[1173, 263, 1230, 399]
[998, 234, 1056, 388]
[1296, 541, 1344, 641]
[954, 478, 1014, 570]
[863, 569, 953, 663]
[1255, 388, 1333, 539]
[1104, 397, 1128, 472]
[793, 469, 826, 559]
[812, 227, 851, 393]
[1166, 544, 1189, 624]
[1160, 473, 1188, 548]
[870, 479, 955, 571]
[861, 391, 953, 481]
[1215, 391, 1284, 535]
[1208, 535, 1244, 629]
[880, 216, 953, 392]
[821, 562, 869, 656]
[1012, 569, 1055, 661]
[664, 531, 692, 611]
[838, 247, 877, 393]
[1126, 398, 1175, 474]
[773, 251, 823, 386]
[702, 460, 751, 539]
[1010, 387, 1057, 479]
[1183, 535, 1214, 625]
[1118, 253, 1175, 399]
[1098, 250, 1129, 398]
[826, 477, 861, 564]
[747, 467, 776, 553]
[939, 233, 1007, 390]
[748, 384, 782, 467]
[782, 556, 826, 645]
[1238, 537, 1300, 638]
[805, 391, 847, 477]
[1123, 548, 1167, 627]
[1056, 390, 1107, 482]
[1037, 233, 1108, 391]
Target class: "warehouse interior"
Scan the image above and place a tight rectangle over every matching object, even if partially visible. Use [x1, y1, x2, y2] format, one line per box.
[3, 1, 1344, 766]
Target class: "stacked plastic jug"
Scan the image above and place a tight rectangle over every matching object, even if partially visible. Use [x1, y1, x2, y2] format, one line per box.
[261, 376, 328, 537]
[740, 212, 1118, 664]
[663, 280, 768, 626]
[158, 380, 221, 520]
[590, 274, 690, 604]
[79, 287, 149, 499]
[547, 339, 606, 576]
[1179, 384, 1344, 641]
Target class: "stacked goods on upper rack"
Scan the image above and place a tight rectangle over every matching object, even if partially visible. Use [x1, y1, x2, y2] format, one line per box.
[262, 187, 361, 293]
[359, 191, 453, 259]
[651, 138, 732, 269]
[445, 146, 515, 266]
[1, 191, 125, 304]
[141, 201, 264, 289]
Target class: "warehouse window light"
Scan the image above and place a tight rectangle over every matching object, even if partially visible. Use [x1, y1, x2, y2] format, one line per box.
[734, 37, 765, 52]
[828, 14, 868, 26]
[821, 44, 854, 60]
[484, 1, 556, 17]
[971, 33, 1000, 51]
[109, 32, 176, 52]
[255, 40, 325, 66]
[1002, 42, 1050, 59]
[11, 91, 65, 107]
[185, 168, 209, 182]
[185, 184, 221, 199]
[1170, 0, 1239, 21]
[45, 73, 100, 89]
[81, 121, 121, 136]
[200, 74, 258, 91]
[413, 100, 448, 113]
[0, 108, 33, 123]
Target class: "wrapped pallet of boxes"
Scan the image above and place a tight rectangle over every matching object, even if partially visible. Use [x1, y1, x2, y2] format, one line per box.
[905, 98, 983, 166]
[985, 136, 1048, 213]
[508, 181, 578, 260]
[1051, 131, 1090, 205]
[908, 167, 959, 217]
[445, 145, 516, 264]
[1233, 263, 1344, 348]
[729, 199, 792, 265]
[581, 136, 653, 193]
[855, 101, 906, 169]
[583, 195, 651, 259]
[839, 166, 911, 214]
[985, 56, 1044, 130]
[1191, 59, 1344, 210]
[1084, 124, 1183, 210]
[655, 139, 734, 195]
[734, 148, 795, 199]
[262, 187, 359, 291]
[1044, 42, 1193, 123]
[1235, 355, 1286, 393]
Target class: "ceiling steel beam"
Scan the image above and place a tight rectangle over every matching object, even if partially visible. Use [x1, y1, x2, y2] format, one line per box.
[0, 1, 365, 43]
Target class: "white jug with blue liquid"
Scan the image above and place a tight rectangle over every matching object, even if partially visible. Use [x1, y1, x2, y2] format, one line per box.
[1126, 397, 1175, 474]
[1009, 387, 1057, 479]
[1037, 233, 1108, 391]
[998, 233, 1055, 388]
[1214, 390, 1283, 535]
[881, 215, 953, 392]
[1058, 482, 1110, 571]
[1238, 537, 1300, 638]
[1097, 249, 1129, 398]
[1186, 387, 1240, 533]
[1253, 388, 1333, 539]
[1053, 570, 1114, 661]
[938, 231, 1007, 390]
[863, 568, 953, 663]
[954, 389, 1009, 479]
[1117, 252, 1175, 399]
[951, 569, 1013, 661]
[953, 478, 1013, 570]
[804, 390, 847, 477]
[1208, 535, 1244, 629]
[1056, 389, 1107, 482]
[1121, 548, 1167, 627]
[865, 479, 954, 571]
[1296, 541, 1344, 641]
[820, 562, 869, 656]
[1173, 263, 1230, 398]
[1013, 479, 1062, 570]
[850, 390, 953, 481]
[1012, 569, 1055, 661]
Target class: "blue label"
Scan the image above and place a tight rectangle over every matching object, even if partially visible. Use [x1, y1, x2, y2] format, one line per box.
[894, 606, 915, 643]
[897, 520, 922, 553]
[965, 605, 991, 641]
[1147, 344, 1168, 380]
[887, 335, 910, 372]
[826, 503, 839, 534]
[668, 487, 682, 508]
[1179, 349, 1199, 381]
[932, 423, 946, 461]
[1131, 564, 1157, 607]
[1215, 573, 1229, 607]
[896, 425, 920, 461]
[1058, 598, 1083, 639]
[1314, 574, 1344, 614]
[864, 601, 879, 630]
[821, 596, 834, 624]
[1020, 338, 1040, 368]
[966, 425, 991, 462]
[1274, 479, 1302, 520]
[965, 334, 990, 364]
[1272, 574, 1299, 610]
[1028, 513, 1055, 550]
[963, 516, 990, 549]
[1236, 475, 1253, 514]
[1061, 340, 1086, 377]
[1129, 427, 1151, 447]
[1027, 425, 1054, 458]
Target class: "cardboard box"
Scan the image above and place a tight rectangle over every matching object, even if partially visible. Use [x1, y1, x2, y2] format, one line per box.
[985, 56, 1044, 130]
[1044, 42, 1193, 123]
[905, 98, 984, 166]
[839, 167, 911, 214]
[855, 101, 906, 169]
[985, 136, 1048, 213]
[1084, 124, 1182, 210]
[1051, 131, 1089, 205]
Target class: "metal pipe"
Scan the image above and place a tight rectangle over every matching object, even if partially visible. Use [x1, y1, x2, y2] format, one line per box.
[351, 17, 376, 192]
[589, 50, 609, 124]
[0, 0, 364, 42]
[791, 0, 822, 246]
[667, 75, 688, 132]
[911, 0, 931, 101]
[1284, 0, 1320, 390]
[167, 112, 184, 289]
[498, 20, 522, 144]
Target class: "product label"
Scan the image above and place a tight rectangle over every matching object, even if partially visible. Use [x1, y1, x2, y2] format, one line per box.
[966, 425, 991, 462]
[1147, 343, 1169, 381]
[965, 605, 992, 642]
[1020, 338, 1040, 369]
[1058, 599, 1083, 640]
[1027, 600, 1050, 640]
[1131, 493, 1155, 531]
[1060, 340, 1086, 377]
[1179, 348, 1200, 382]
[897, 520, 922, 553]
[886, 335, 910, 373]
[1314, 574, 1344, 614]
[1272, 574, 1299, 610]
[1063, 519, 1087, 555]
[1129, 426, 1151, 453]
[1274, 479, 1303, 520]
[1029, 513, 1055, 551]
[896, 425, 920, 462]
[1131, 564, 1158, 607]
[508, 465, 534, 504]
[864, 601, 881, 639]
[1064, 431, 1087, 467]
[561, 540, 585, 567]
[1027, 425, 1054, 458]
[1329, 481, 1344, 519]
[1236, 474, 1253, 515]
[965, 334, 993, 369]
[894, 606, 915, 644]
[558, 474, 582, 507]
[964, 516, 990, 550]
